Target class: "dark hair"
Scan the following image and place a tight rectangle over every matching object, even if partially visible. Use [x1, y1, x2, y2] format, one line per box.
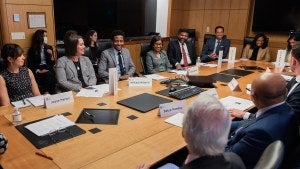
[65, 34, 82, 57]
[215, 26, 224, 33]
[111, 30, 125, 40]
[287, 33, 300, 51]
[178, 28, 189, 36]
[150, 35, 162, 50]
[85, 30, 97, 47]
[250, 33, 268, 49]
[30, 29, 46, 54]
[292, 46, 300, 63]
[1, 44, 24, 68]
[64, 30, 77, 45]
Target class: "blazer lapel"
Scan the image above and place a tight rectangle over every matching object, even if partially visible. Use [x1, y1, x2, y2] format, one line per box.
[67, 58, 77, 76]
[109, 48, 117, 67]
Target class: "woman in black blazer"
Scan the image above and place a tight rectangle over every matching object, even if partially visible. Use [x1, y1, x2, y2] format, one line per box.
[27, 29, 56, 94]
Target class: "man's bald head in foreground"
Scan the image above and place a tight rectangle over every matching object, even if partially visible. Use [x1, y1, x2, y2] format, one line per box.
[251, 73, 287, 108]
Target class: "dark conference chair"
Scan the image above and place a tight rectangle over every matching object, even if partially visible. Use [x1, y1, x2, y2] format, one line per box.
[140, 43, 151, 74]
[254, 140, 284, 169]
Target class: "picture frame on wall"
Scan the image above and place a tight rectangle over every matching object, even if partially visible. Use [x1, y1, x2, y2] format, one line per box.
[27, 12, 46, 28]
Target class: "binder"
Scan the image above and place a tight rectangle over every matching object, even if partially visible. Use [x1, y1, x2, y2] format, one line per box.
[76, 108, 120, 125]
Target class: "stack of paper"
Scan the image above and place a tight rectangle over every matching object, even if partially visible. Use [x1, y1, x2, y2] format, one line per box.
[25, 115, 75, 136]
[164, 113, 184, 127]
[76, 84, 109, 97]
[11, 99, 31, 108]
[219, 96, 254, 110]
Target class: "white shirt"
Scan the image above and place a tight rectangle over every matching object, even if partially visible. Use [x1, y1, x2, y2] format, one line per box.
[178, 41, 192, 65]
[287, 75, 300, 96]
[243, 101, 285, 119]
[213, 39, 222, 53]
[40, 46, 47, 65]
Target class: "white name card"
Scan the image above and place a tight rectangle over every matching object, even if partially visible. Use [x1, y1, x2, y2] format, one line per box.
[109, 68, 118, 95]
[200, 88, 219, 99]
[128, 77, 152, 87]
[187, 66, 198, 75]
[276, 50, 287, 67]
[159, 100, 186, 117]
[228, 78, 241, 91]
[228, 47, 236, 62]
[45, 91, 74, 108]
[217, 50, 223, 68]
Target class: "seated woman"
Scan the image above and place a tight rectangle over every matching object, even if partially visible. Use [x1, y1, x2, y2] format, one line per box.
[84, 30, 101, 65]
[242, 33, 271, 61]
[0, 44, 40, 106]
[56, 34, 96, 91]
[146, 35, 172, 74]
[27, 29, 56, 94]
[285, 33, 300, 62]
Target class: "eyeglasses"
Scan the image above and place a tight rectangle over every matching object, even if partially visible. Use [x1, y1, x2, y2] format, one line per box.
[48, 127, 73, 144]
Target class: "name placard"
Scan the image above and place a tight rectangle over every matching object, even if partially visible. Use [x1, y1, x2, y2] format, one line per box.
[128, 77, 152, 87]
[228, 47, 236, 62]
[200, 88, 219, 99]
[109, 68, 118, 95]
[228, 78, 241, 91]
[158, 100, 186, 117]
[45, 91, 74, 108]
[187, 66, 198, 75]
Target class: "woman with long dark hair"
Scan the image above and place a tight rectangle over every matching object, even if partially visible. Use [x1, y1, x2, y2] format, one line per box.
[242, 33, 271, 61]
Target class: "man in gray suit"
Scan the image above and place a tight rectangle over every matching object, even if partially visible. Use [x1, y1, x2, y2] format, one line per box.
[98, 30, 136, 83]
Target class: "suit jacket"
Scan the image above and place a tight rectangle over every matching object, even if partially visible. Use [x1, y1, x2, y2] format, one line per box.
[180, 152, 245, 169]
[56, 56, 97, 91]
[242, 44, 271, 62]
[201, 37, 230, 63]
[226, 102, 297, 169]
[27, 44, 55, 73]
[145, 50, 172, 74]
[286, 77, 300, 125]
[98, 47, 136, 83]
[167, 40, 196, 68]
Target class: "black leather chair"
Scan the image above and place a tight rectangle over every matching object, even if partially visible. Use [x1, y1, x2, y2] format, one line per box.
[203, 34, 215, 48]
[140, 43, 151, 74]
[254, 140, 284, 169]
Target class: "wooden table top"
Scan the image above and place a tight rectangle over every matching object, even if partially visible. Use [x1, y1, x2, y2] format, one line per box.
[0, 60, 286, 169]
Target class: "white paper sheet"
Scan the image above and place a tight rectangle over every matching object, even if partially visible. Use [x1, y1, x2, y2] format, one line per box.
[164, 113, 184, 127]
[27, 95, 49, 107]
[144, 74, 168, 80]
[220, 96, 254, 111]
[76, 84, 109, 97]
[25, 115, 75, 136]
[11, 99, 31, 108]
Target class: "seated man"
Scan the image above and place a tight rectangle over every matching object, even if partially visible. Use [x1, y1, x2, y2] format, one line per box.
[201, 26, 230, 63]
[137, 94, 245, 169]
[226, 72, 298, 169]
[167, 29, 197, 70]
[98, 30, 136, 83]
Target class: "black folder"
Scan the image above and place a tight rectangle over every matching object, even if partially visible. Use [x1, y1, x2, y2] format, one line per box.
[76, 108, 120, 125]
[239, 66, 265, 71]
[117, 93, 172, 113]
[15, 116, 86, 149]
[209, 73, 241, 83]
[220, 69, 253, 77]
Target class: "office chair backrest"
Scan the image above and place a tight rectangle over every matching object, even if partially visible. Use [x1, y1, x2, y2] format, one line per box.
[254, 140, 284, 169]
[140, 43, 151, 74]
[56, 44, 66, 58]
[203, 34, 215, 47]
[243, 36, 269, 48]
[98, 40, 112, 53]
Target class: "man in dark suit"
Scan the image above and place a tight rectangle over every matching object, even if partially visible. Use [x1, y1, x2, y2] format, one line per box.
[98, 30, 136, 83]
[167, 29, 197, 69]
[137, 94, 245, 169]
[226, 73, 298, 169]
[201, 26, 230, 63]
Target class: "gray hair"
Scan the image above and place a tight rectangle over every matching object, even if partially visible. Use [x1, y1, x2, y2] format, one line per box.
[182, 94, 231, 156]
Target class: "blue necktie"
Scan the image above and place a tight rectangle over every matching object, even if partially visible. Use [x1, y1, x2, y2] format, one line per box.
[118, 51, 125, 75]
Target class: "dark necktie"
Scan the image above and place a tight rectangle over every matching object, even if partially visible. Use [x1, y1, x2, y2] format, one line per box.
[118, 51, 125, 75]
[232, 113, 257, 136]
[181, 43, 188, 67]
[215, 40, 221, 55]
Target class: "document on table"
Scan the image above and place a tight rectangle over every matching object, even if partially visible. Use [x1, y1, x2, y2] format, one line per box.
[219, 96, 254, 110]
[27, 95, 49, 107]
[25, 115, 75, 136]
[76, 84, 109, 97]
[144, 74, 168, 80]
[164, 113, 184, 127]
[169, 70, 187, 75]
[11, 99, 31, 108]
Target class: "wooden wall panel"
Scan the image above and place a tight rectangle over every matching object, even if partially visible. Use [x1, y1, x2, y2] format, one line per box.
[230, 0, 250, 9]
[170, 10, 183, 36]
[5, 4, 55, 50]
[227, 10, 248, 39]
[172, 0, 184, 10]
[184, 0, 205, 10]
[125, 43, 143, 73]
[205, 0, 231, 9]
[202, 10, 230, 35]
[183, 10, 204, 37]
[6, 0, 52, 5]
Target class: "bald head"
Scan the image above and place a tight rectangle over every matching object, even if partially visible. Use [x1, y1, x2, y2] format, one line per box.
[251, 73, 287, 107]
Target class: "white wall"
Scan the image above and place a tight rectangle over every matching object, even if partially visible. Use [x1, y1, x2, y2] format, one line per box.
[156, 0, 168, 37]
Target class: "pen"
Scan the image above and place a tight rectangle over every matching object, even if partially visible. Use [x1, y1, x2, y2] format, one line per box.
[246, 88, 251, 92]
[35, 151, 53, 160]
[235, 102, 241, 105]
[85, 111, 95, 117]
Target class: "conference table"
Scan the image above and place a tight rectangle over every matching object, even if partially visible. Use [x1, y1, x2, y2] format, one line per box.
[0, 60, 289, 169]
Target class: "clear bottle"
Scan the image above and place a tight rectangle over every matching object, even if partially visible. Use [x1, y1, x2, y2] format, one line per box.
[196, 57, 201, 67]
[12, 107, 22, 125]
